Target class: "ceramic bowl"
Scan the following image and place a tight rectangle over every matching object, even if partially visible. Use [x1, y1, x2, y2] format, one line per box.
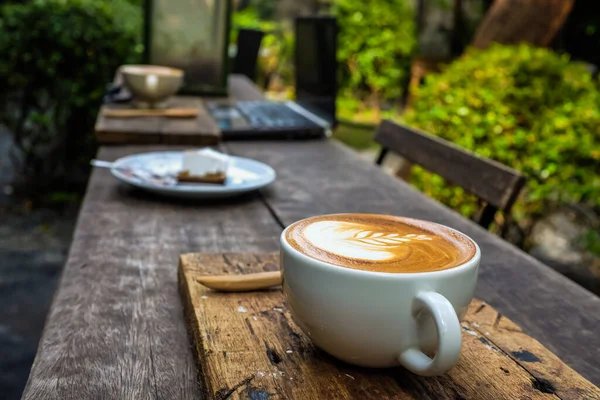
[121, 65, 184, 108]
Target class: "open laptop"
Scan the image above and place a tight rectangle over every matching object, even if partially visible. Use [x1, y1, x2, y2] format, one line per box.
[207, 16, 338, 140]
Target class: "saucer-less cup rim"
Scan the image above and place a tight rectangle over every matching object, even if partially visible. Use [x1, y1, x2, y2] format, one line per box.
[120, 64, 184, 77]
[280, 214, 481, 376]
[281, 214, 480, 279]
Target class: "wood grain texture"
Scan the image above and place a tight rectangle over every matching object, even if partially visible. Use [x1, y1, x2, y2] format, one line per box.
[179, 253, 600, 399]
[21, 146, 281, 400]
[464, 300, 600, 400]
[374, 119, 525, 212]
[472, 0, 575, 48]
[95, 96, 220, 145]
[102, 108, 199, 118]
[23, 77, 600, 399]
[225, 139, 600, 385]
[94, 75, 263, 145]
[22, 77, 267, 399]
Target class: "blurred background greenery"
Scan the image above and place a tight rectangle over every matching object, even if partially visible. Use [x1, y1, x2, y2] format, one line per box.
[1, 2, 600, 398]
[0, 0, 598, 255]
[0, 0, 142, 199]
[211, 0, 600, 253]
[405, 43, 600, 242]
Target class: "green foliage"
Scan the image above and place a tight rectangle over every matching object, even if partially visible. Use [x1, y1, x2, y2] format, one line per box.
[232, 5, 275, 32]
[246, 0, 277, 20]
[0, 0, 141, 188]
[579, 228, 600, 257]
[335, 0, 417, 106]
[232, 6, 294, 91]
[333, 121, 379, 151]
[404, 44, 600, 227]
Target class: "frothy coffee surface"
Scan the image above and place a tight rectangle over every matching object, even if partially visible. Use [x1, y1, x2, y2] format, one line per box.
[285, 214, 476, 273]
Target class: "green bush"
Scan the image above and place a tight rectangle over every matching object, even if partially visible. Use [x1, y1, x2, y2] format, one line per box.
[0, 0, 141, 190]
[404, 44, 600, 230]
[232, 6, 294, 92]
[335, 0, 417, 108]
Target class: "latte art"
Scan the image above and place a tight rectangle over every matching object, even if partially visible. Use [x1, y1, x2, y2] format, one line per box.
[286, 214, 476, 273]
[304, 221, 433, 262]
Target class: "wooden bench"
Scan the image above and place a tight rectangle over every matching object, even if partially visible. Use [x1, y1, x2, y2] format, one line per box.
[374, 119, 526, 230]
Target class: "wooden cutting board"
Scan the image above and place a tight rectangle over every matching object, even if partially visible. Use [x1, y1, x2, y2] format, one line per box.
[178, 253, 600, 400]
[95, 94, 220, 145]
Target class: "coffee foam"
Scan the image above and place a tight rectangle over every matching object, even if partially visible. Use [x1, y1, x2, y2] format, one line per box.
[285, 214, 476, 273]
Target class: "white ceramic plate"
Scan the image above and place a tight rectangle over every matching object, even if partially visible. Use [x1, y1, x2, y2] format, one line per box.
[110, 151, 276, 199]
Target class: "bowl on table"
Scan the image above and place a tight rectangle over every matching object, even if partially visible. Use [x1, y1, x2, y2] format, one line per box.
[120, 65, 184, 108]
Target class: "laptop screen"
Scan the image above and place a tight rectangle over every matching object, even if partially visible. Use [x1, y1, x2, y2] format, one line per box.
[294, 17, 338, 125]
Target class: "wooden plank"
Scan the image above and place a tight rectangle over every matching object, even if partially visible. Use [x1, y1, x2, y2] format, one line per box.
[101, 108, 199, 118]
[22, 75, 600, 399]
[160, 97, 220, 146]
[94, 75, 262, 145]
[464, 300, 600, 400]
[22, 78, 264, 399]
[374, 119, 525, 211]
[179, 252, 600, 399]
[94, 102, 162, 144]
[225, 139, 600, 385]
[21, 146, 282, 400]
[95, 96, 220, 146]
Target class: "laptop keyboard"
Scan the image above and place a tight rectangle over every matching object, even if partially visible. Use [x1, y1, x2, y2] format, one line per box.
[236, 101, 319, 128]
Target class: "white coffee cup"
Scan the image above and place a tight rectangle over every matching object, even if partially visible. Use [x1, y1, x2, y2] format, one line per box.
[280, 219, 480, 376]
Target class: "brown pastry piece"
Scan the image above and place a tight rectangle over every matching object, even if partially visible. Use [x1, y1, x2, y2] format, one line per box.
[177, 171, 226, 184]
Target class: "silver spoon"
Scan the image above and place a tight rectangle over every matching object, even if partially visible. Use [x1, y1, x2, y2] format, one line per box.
[90, 159, 116, 169]
[90, 159, 177, 187]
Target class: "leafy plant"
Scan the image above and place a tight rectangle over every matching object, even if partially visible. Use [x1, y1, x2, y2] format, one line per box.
[231, 6, 294, 92]
[579, 228, 600, 257]
[335, 0, 417, 112]
[404, 44, 600, 234]
[0, 0, 141, 192]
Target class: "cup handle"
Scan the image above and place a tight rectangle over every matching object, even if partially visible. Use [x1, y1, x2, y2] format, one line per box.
[146, 74, 158, 93]
[398, 291, 462, 376]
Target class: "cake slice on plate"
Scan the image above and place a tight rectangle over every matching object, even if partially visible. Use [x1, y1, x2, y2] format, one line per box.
[177, 148, 229, 184]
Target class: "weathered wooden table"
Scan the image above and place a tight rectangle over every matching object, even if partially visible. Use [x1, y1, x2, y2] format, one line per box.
[22, 76, 600, 399]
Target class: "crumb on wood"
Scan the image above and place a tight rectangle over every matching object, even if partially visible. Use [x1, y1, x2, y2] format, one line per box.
[253, 316, 258, 321]
[201, 295, 208, 300]
[273, 307, 284, 313]
[286, 350, 293, 354]
[237, 306, 247, 313]
[256, 371, 265, 377]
